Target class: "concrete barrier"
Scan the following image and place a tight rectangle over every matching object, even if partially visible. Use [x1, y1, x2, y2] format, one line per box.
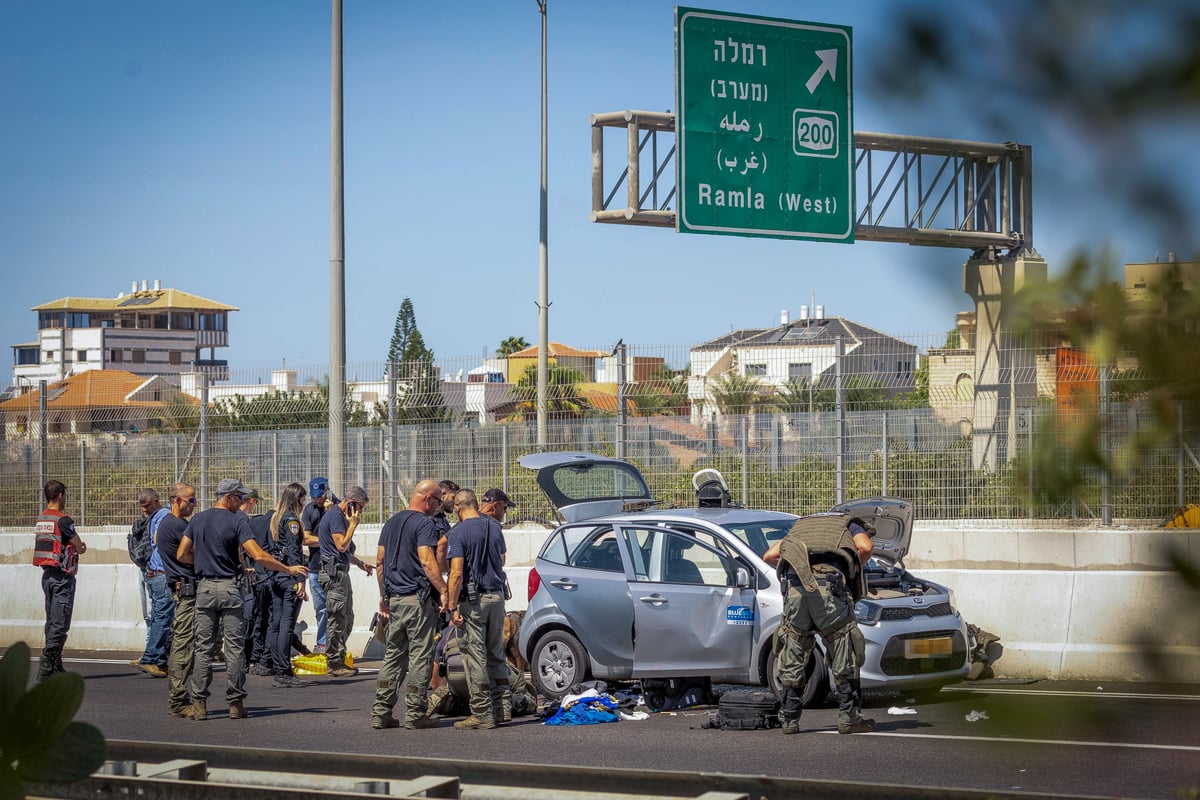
[2, 522, 1197, 683]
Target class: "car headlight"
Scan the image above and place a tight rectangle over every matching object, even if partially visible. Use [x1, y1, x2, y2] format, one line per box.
[946, 588, 958, 614]
[854, 600, 882, 625]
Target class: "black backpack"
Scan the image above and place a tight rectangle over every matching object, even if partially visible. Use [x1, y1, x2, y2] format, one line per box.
[127, 515, 153, 570]
[706, 689, 781, 731]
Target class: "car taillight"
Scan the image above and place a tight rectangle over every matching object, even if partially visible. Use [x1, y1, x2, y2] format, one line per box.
[527, 567, 541, 601]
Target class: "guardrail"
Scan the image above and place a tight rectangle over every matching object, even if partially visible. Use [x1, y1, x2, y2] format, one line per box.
[24, 740, 1106, 800]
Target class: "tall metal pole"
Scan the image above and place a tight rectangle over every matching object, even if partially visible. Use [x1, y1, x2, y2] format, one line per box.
[615, 340, 627, 460]
[329, 0, 347, 489]
[38, 380, 47, 493]
[536, 0, 549, 446]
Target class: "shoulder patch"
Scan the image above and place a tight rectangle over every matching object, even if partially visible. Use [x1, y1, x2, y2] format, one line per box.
[287, 520, 300, 535]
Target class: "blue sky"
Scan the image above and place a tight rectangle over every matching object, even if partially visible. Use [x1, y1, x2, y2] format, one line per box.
[2, 1, 1186, 379]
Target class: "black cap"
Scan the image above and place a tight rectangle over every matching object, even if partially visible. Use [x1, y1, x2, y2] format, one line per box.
[481, 488, 515, 507]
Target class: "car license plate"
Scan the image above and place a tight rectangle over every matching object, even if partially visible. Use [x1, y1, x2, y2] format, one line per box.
[905, 637, 952, 659]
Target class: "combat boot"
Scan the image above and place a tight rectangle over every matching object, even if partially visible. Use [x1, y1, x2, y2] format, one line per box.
[371, 715, 400, 730]
[190, 699, 207, 721]
[453, 715, 495, 730]
[490, 684, 512, 725]
[778, 687, 803, 735]
[36, 648, 59, 682]
[837, 717, 876, 734]
[229, 700, 248, 719]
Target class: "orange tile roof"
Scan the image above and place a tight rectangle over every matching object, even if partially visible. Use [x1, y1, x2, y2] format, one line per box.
[0, 370, 180, 411]
[507, 342, 609, 359]
[32, 287, 236, 313]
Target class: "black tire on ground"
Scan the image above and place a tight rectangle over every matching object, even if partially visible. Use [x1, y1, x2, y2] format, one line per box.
[530, 630, 589, 700]
[766, 646, 830, 708]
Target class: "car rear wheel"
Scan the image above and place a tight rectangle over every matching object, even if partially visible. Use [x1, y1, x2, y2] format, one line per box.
[766, 646, 830, 708]
[530, 630, 589, 700]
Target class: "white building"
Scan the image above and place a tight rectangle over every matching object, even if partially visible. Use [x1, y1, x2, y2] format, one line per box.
[9, 280, 236, 394]
[688, 307, 918, 425]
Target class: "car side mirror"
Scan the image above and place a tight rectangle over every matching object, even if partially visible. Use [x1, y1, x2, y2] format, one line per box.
[734, 567, 751, 589]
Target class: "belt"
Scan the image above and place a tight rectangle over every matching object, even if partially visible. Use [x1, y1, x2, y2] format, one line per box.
[145, 570, 164, 578]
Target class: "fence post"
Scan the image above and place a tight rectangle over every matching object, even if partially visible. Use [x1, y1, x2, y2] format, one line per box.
[272, 432, 279, 499]
[1099, 364, 1111, 526]
[835, 338, 845, 505]
[1027, 407, 1035, 519]
[198, 373, 209, 506]
[740, 415, 749, 507]
[616, 341, 627, 460]
[881, 412, 889, 497]
[38, 379, 47, 494]
[387, 360, 398, 516]
[1179, 402, 1185, 509]
[501, 425, 509, 491]
[79, 440, 86, 527]
[770, 416, 781, 471]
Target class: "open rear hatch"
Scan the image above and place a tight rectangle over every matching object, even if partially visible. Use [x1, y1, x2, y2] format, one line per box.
[518, 451, 656, 523]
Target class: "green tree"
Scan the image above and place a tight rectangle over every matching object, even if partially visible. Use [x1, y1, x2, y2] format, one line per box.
[512, 363, 594, 420]
[775, 377, 815, 414]
[496, 336, 529, 357]
[212, 378, 370, 430]
[386, 298, 448, 423]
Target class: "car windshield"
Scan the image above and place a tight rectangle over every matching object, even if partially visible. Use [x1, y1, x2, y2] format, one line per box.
[715, 518, 794, 557]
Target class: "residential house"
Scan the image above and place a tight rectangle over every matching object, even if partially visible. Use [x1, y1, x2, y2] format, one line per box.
[9, 279, 236, 394]
[0, 369, 187, 438]
[687, 308, 918, 426]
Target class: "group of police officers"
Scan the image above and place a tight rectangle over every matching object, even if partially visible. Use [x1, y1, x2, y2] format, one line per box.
[36, 475, 877, 734]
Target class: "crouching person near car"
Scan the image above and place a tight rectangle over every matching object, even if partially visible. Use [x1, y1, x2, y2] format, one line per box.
[763, 513, 876, 735]
[446, 489, 509, 730]
[371, 479, 447, 730]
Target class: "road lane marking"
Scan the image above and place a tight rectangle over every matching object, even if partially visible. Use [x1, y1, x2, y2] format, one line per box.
[942, 686, 1200, 702]
[828, 731, 1200, 752]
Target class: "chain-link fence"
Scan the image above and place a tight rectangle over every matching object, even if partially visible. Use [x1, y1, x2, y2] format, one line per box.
[3, 328, 1197, 527]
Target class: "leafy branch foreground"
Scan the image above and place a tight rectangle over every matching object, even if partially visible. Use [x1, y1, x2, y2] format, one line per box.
[0, 642, 107, 800]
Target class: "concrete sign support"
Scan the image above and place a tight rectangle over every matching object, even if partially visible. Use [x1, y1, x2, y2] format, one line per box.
[965, 253, 1047, 471]
[675, 7, 853, 241]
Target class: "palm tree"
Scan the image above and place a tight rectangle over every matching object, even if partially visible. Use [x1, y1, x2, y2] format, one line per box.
[511, 363, 593, 419]
[710, 373, 775, 414]
[496, 336, 529, 357]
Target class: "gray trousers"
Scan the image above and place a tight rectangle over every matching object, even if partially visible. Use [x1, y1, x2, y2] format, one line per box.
[319, 568, 354, 668]
[459, 591, 507, 723]
[168, 592, 196, 714]
[372, 594, 438, 723]
[190, 578, 247, 703]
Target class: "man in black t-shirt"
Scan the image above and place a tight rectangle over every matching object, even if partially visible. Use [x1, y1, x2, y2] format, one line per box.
[241, 488, 274, 675]
[177, 478, 307, 721]
[370, 479, 447, 730]
[316, 485, 374, 677]
[302, 476, 330, 653]
[157, 482, 197, 717]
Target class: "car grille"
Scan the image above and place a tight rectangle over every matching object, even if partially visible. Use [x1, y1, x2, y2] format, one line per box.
[880, 602, 953, 621]
[879, 630, 967, 676]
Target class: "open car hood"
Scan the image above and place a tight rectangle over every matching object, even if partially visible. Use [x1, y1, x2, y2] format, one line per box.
[830, 496, 913, 567]
[518, 451, 656, 522]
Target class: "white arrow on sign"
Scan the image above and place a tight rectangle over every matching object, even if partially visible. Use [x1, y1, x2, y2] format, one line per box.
[805, 48, 838, 94]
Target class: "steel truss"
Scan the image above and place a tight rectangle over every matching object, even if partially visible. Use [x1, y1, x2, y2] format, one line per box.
[590, 110, 1033, 253]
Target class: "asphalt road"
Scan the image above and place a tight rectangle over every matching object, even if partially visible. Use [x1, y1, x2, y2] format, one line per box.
[43, 654, 1200, 799]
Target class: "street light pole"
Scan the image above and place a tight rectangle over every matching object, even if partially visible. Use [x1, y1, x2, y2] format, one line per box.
[329, 0, 346, 489]
[536, 0, 549, 447]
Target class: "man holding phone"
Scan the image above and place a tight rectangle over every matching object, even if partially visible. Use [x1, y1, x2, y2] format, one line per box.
[317, 485, 374, 677]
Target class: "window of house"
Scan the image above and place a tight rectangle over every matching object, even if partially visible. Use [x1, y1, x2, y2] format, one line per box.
[745, 363, 767, 377]
[38, 312, 64, 329]
[152, 314, 168, 329]
[110, 349, 124, 364]
[169, 350, 182, 366]
[132, 349, 146, 364]
[199, 313, 226, 331]
[45, 351, 55, 362]
[16, 347, 39, 365]
[788, 362, 812, 380]
[76, 350, 87, 363]
[170, 312, 194, 330]
[67, 312, 90, 328]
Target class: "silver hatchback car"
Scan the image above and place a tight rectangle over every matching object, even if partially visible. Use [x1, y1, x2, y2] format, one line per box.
[517, 452, 970, 704]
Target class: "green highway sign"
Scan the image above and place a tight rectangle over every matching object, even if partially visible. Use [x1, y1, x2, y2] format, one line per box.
[675, 7, 853, 242]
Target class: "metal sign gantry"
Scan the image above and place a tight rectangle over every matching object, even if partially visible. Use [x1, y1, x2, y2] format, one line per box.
[590, 110, 1034, 255]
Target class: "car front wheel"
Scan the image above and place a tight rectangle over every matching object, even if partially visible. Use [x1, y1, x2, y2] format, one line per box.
[530, 630, 589, 700]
